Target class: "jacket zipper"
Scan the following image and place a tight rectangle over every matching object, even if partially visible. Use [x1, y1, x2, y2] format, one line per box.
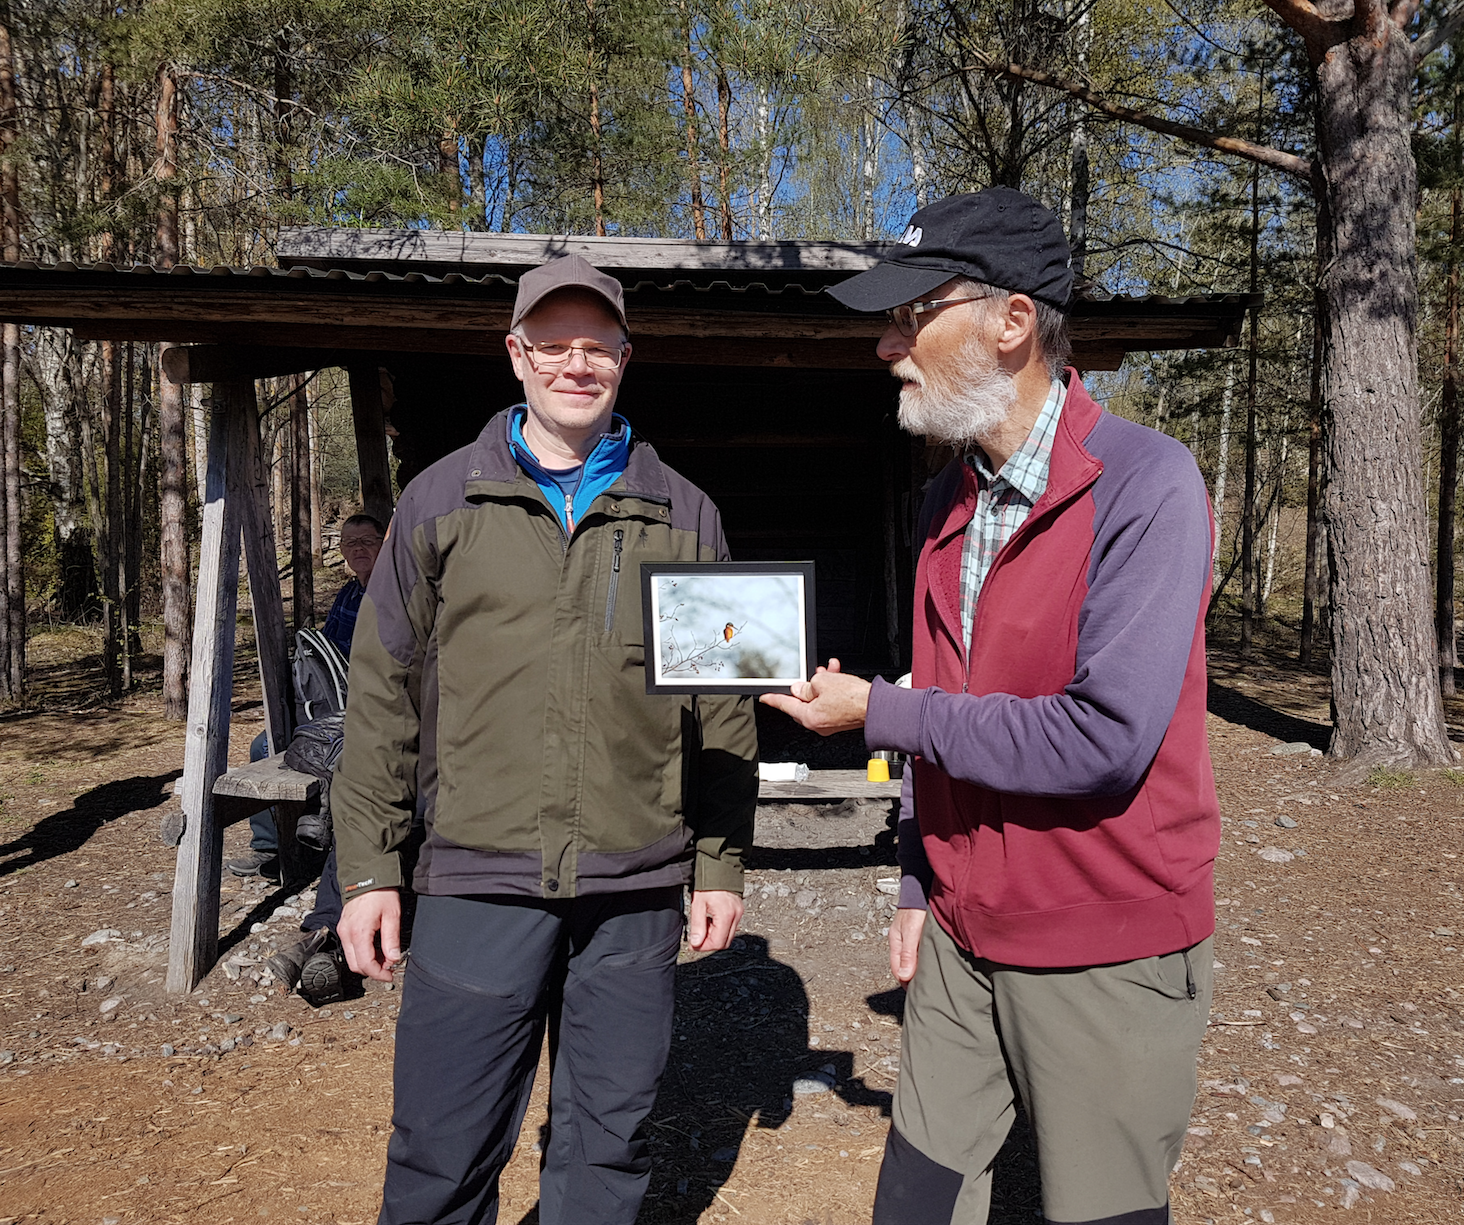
[605, 528, 624, 632]
[564, 493, 575, 535]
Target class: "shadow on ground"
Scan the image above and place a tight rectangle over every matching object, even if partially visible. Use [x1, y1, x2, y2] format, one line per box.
[1206, 679, 1330, 749]
[0, 770, 181, 878]
[512, 932, 888, 1225]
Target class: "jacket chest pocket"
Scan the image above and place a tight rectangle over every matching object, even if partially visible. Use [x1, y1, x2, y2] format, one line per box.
[599, 520, 684, 650]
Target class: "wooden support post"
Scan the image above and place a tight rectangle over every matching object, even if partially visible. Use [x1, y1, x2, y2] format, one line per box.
[165, 387, 240, 995]
[230, 381, 310, 889]
[347, 364, 395, 527]
[229, 382, 293, 758]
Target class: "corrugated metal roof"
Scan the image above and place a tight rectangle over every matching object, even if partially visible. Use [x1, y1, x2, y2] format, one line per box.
[0, 256, 1261, 314]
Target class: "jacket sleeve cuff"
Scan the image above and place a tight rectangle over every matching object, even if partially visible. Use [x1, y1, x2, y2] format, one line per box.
[337, 852, 404, 903]
[898, 874, 930, 909]
[693, 845, 745, 894]
[865, 676, 928, 758]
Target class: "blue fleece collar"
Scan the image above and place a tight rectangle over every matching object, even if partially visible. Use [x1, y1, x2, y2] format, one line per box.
[508, 406, 632, 533]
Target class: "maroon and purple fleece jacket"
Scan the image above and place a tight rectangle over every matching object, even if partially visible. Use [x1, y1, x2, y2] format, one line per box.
[866, 373, 1221, 968]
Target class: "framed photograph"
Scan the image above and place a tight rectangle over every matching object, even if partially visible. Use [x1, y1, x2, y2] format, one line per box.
[641, 561, 816, 695]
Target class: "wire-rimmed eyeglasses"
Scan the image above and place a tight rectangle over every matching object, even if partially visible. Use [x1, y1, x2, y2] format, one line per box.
[520, 340, 627, 371]
[884, 293, 993, 337]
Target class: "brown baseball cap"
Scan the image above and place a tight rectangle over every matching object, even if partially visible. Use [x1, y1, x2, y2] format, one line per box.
[510, 253, 628, 331]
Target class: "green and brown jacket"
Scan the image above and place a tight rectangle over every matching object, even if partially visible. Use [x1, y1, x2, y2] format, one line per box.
[332, 408, 759, 903]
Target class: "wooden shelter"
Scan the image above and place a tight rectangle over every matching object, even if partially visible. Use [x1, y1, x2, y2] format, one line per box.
[0, 232, 1259, 993]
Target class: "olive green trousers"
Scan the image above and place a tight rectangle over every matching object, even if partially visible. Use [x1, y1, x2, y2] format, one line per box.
[873, 913, 1213, 1225]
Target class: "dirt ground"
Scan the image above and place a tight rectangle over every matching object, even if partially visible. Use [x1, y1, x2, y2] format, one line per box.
[3, 629, 1464, 1223]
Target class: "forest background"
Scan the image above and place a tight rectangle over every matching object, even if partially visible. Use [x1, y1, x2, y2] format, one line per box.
[0, 0, 1462, 764]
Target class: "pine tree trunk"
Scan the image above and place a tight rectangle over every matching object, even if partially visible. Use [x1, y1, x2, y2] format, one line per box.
[1240, 159, 1262, 654]
[1300, 262, 1324, 665]
[118, 343, 134, 690]
[0, 16, 20, 699]
[1439, 182, 1462, 696]
[157, 62, 190, 716]
[716, 68, 733, 241]
[681, 17, 706, 241]
[101, 340, 121, 695]
[1066, 1, 1092, 279]
[2, 321, 19, 699]
[307, 396, 322, 565]
[1311, 17, 1454, 766]
[1211, 362, 1237, 588]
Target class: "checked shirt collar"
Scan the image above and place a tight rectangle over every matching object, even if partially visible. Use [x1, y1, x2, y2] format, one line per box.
[959, 376, 1068, 652]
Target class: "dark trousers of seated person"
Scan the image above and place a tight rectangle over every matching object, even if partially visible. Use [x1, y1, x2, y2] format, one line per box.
[380, 887, 683, 1225]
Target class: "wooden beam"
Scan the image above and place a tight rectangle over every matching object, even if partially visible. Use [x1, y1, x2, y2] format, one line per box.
[279, 225, 887, 274]
[348, 365, 395, 526]
[165, 387, 241, 995]
[227, 381, 293, 759]
[161, 344, 358, 385]
[227, 380, 314, 893]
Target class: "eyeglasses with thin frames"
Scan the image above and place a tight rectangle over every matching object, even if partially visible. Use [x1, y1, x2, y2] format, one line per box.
[884, 293, 993, 338]
[520, 340, 627, 371]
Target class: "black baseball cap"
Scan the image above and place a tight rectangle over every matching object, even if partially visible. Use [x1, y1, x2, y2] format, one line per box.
[829, 187, 1073, 313]
[512, 253, 628, 331]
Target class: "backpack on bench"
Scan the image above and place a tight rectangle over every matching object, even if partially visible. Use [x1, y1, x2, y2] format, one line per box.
[287, 629, 350, 851]
[292, 627, 349, 725]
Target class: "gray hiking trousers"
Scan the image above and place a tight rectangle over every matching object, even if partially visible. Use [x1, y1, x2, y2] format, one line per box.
[379, 887, 683, 1225]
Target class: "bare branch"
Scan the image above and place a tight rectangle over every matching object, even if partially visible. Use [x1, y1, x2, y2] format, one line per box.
[965, 55, 1316, 182]
[1257, 0, 1335, 45]
[1414, 8, 1464, 61]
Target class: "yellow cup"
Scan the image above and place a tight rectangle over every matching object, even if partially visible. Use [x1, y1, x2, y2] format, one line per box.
[866, 758, 890, 783]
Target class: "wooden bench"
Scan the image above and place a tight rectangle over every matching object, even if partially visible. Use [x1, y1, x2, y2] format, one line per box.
[758, 768, 901, 802]
[212, 753, 321, 889]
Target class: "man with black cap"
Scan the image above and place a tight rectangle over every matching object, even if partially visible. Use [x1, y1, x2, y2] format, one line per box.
[765, 188, 1220, 1225]
[332, 254, 758, 1224]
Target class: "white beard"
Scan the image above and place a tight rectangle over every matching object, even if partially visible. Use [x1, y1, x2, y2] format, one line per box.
[893, 334, 1017, 449]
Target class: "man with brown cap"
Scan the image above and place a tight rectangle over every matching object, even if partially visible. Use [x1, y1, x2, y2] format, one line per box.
[765, 189, 1219, 1225]
[333, 254, 758, 1224]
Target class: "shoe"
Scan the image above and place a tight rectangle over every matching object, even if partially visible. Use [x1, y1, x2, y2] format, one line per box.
[297, 931, 349, 1007]
[226, 850, 281, 882]
[264, 927, 331, 991]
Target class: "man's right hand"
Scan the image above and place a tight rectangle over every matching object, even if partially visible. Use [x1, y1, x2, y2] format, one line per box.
[338, 889, 403, 983]
[889, 907, 926, 987]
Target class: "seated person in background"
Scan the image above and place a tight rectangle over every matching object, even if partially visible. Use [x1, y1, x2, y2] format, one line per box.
[224, 514, 386, 883]
[265, 514, 392, 1005]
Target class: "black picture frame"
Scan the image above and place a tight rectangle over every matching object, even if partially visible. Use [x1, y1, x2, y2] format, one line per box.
[641, 561, 817, 695]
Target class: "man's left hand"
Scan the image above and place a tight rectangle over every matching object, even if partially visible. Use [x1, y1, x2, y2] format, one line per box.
[688, 889, 744, 952]
[760, 658, 871, 735]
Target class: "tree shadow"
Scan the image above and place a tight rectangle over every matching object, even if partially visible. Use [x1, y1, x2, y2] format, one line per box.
[1206, 679, 1331, 749]
[0, 770, 182, 879]
[513, 932, 886, 1225]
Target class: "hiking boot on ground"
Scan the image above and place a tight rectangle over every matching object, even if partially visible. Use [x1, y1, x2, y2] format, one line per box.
[297, 931, 349, 1007]
[225, 850, 281, 882]
[264, 927, 331, 991]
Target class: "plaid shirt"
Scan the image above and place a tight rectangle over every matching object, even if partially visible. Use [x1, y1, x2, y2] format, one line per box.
[959, 378, 1068, 650]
